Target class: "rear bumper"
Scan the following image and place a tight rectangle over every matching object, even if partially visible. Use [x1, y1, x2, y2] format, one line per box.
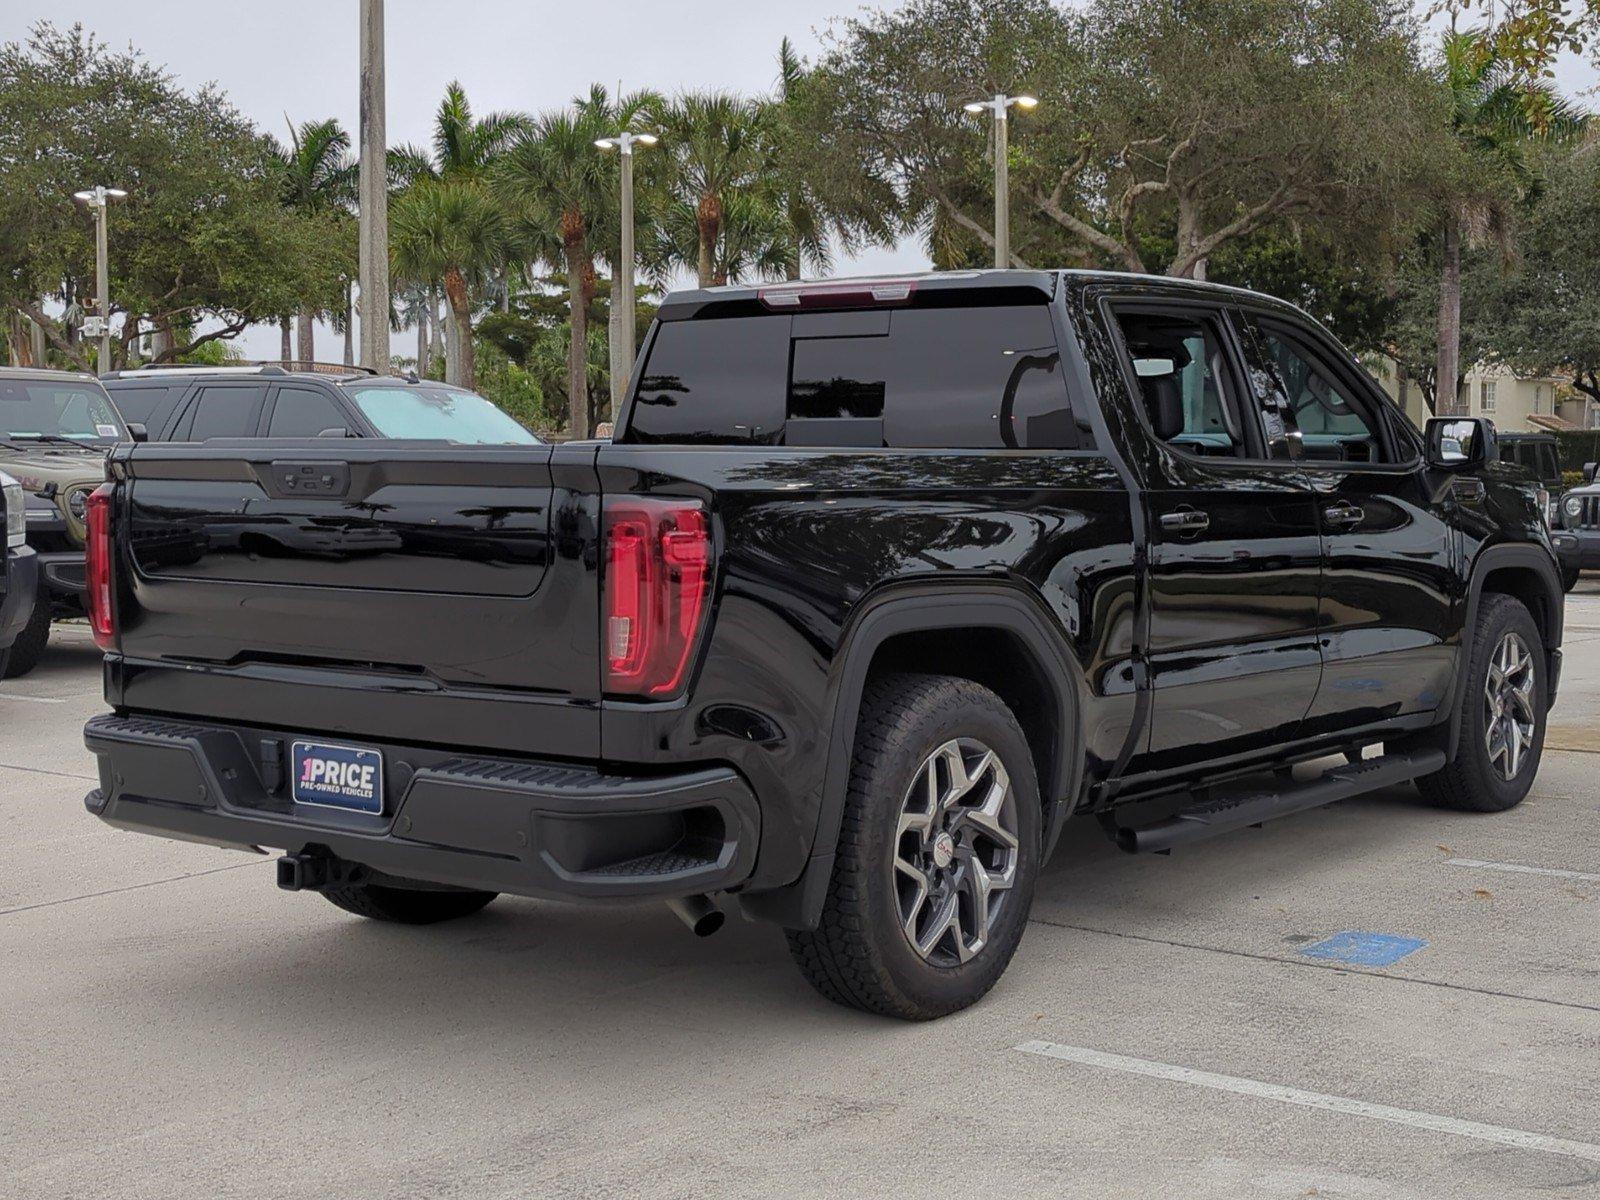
[1, 545, 39, 647]
[83, 713, 760, 903]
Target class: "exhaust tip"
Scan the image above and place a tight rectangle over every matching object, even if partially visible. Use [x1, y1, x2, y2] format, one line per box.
[667, 894, 724, 937]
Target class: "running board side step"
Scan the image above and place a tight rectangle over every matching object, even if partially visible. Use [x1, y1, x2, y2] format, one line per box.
[1112, 749, 1447, 854]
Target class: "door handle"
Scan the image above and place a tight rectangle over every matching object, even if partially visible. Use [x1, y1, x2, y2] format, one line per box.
[1159, 508, 1211, 534]
[1323, 502, 1364, 528]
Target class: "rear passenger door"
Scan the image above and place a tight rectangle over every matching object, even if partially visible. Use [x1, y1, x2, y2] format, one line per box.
[1238, 313, 1456, 735]
[263, 386, 356, 438]
[1106, 301, 1325, 770]
[170, 383, 270, 440]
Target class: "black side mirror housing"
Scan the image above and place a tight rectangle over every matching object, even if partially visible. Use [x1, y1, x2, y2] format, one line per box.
[126, 423, 148, 443]
[1584, 461, 1597, 485]
[1425, 416, 1496, 470]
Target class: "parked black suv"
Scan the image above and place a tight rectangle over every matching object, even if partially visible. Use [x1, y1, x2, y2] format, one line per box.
[0, 469, 39, 678]
[101, 363, 543, 445]
[83, 272, 1562, 1019]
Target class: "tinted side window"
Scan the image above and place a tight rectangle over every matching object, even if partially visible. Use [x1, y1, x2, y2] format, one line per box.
[1249, 322, 1393, 464]
[1112, 310, 1249, 458]
[185, 385, 267, 440]
[104, 386, 176, 428]
[1539, 444, 1560, 481]
[628, 315, 790, 444]
[268, 387, 347, 437]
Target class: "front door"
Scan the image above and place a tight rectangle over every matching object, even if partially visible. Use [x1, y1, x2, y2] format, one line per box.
[1239, 314, 1456, 736]
[1106, 303, 1325, 771]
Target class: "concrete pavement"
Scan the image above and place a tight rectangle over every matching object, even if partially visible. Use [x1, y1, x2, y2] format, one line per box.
[2, 607, 1598, 1199]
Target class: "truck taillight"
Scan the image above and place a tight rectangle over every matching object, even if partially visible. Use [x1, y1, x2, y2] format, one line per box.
[603, 498, 712, 697]
[85, 482, 116, 652]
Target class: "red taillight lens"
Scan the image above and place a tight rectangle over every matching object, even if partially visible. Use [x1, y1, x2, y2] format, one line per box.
[604, 498, 712, 697]
[85, 482, 116, 652]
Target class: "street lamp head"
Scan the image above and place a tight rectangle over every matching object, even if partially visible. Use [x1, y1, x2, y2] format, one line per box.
[963, 101, 988, 115]
[105, 187, 129, 199]
[594, 138, 617, 151]
[634, 133, 659, 147]
[73, 190, 97, 203]
[1012, 95, 1039, 111]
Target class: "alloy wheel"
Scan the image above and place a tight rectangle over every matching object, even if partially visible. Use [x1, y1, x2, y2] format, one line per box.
[892, 738, 1020, 967]
[1483, 631, 1537, 782]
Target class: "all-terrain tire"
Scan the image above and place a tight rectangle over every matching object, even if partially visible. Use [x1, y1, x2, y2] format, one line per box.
[786, 673, 1042, 1020]
[321, 881, 498, 924]
[1416, 593, 1545, 813]
[1, 600, 50, 679]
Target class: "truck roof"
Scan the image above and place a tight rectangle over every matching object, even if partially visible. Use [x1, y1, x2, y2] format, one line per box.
[657, 268, 1305, 321]
[0, 366, 103, 384]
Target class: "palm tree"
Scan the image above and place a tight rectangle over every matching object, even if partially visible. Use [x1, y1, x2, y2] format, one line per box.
[497, 86, 654, 437]
[390, 180, 506, 389]
[1434, 32, 1583, 412]
[273, 118, 357, 362]
[656, 92, 771, 287]
[432, 82, 530, 181]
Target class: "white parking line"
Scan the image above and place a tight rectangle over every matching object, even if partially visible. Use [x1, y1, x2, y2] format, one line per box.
[1445, 858, 1600, 884]
[1015, 1041, 1600, 1164]
[0, 693, 64, 704]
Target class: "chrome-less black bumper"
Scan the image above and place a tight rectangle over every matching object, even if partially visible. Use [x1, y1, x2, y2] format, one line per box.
[1, 545, 38, 648]
[84, 713, 760, 902]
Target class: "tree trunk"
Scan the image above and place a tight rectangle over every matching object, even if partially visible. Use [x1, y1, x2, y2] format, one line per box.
[6, 310, 33, 366]
[1436, 212, 1462, 418]
[152, 321, 175, 362]
[430, 287, 445, 377]
[343, 280, 355, 366]
[564, 240, 590, 438]
[279, 316, 292, 362]
[416, 303, 427, 375]
[442, 265, 474, 389]
[696, 192, 722, 288]
[296, 308, 315, 364]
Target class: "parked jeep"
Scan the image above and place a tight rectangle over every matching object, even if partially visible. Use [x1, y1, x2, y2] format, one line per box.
[1552, 459, 1600, 590]
[84, 271, 1563, 1019]
[0, 367, 127, 677]
[0, 470, 39, 679]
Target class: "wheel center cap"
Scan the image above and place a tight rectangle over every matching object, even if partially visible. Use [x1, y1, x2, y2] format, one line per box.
[931, 832, 956, 869]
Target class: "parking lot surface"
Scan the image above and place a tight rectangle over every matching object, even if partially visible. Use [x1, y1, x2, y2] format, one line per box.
[3, 597, 1599, 1199]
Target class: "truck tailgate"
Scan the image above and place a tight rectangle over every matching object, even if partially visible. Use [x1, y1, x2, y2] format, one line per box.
[108, 440, 602, 759]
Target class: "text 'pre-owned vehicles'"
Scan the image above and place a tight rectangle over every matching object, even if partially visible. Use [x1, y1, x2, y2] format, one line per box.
[101, 362, 544, 446]
[82, 271, 1562, 1019]
[0, 367, 128, 677]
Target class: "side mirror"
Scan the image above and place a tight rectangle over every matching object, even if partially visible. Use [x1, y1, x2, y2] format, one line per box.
[1584, 462, 1597, 484]
[316, 427, 351, 439]
[1425, 416, 1496, 469]
[126, 423, 148, 443]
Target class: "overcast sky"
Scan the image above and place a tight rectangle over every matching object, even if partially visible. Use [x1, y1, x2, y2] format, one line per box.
[4, 2, 1596, 362]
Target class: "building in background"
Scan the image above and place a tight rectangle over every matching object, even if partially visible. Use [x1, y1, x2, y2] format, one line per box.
[1368, 359, 1600, 432]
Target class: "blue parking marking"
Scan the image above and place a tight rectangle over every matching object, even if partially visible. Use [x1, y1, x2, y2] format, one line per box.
[1299, 931, 1427, 967]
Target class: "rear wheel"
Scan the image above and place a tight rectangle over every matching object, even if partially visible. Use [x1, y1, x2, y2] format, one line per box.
[1417, 593, 1545, 813]
[786, 673, 1041, 1020]
[1561, 564, 1581, 592]
[321, 880, 498, 925]
[0, 600, 50, 679]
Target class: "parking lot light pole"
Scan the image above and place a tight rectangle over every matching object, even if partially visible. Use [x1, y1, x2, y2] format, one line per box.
[595, 131, 658, 407]
[961, 94, 1037, 269]
[72, 186, 128, 373]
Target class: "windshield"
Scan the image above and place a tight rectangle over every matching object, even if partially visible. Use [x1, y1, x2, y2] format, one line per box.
[1, 379, 128, 444]
[345, 385, 541, 444]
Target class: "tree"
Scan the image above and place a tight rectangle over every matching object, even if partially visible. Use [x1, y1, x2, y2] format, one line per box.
[0, 22, 335, 369]
[655, 92, 772, 286]
[1474, 139, 1600, 404]
[796, 0, 1452, 277]
[271, 117, 357, 362]
[1430, 29, 1582, 413]
[497, 86, 653, 436]
[389, 179, 506, 388]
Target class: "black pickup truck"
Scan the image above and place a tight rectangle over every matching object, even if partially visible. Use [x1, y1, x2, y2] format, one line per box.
[82, 271, 1562, 1019]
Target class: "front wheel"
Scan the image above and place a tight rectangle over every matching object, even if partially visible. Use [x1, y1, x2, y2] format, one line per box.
[786, 673, 1042, 1020]
[1417, 593, 1546, 813]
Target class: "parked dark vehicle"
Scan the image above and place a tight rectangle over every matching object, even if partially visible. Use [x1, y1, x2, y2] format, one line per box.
[101, 362, 543, 446]
[1, 469, 40, 679]
[0, 367, 128, 677]
[1494, 432, 1578, 590]
[1552, 458, 1600, 590]
[82, 272, 1563, 1019]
